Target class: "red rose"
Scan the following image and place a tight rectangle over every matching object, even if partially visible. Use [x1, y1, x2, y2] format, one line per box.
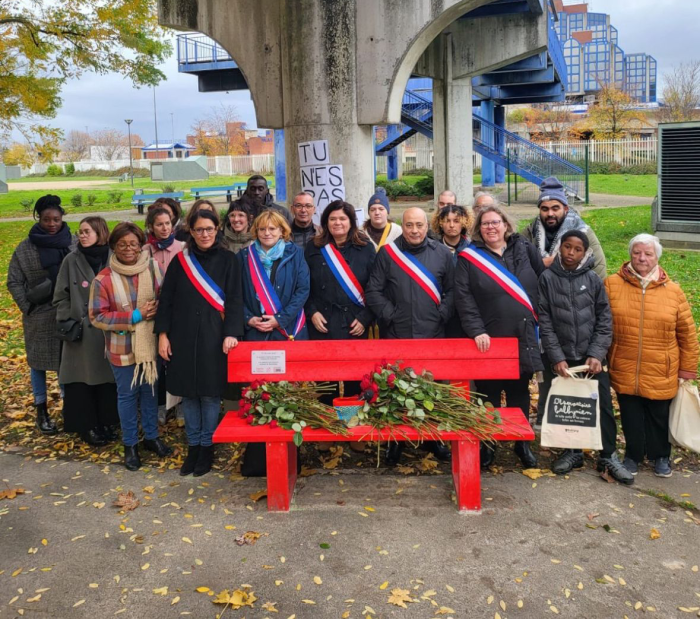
[269, 419, 278, 428]
[374, 363, 383, 375]
[245, 415, 254, 424]
[380, 358, 389, 368]
[261, 392, 271, 402]
[370, 392, 378, 404]
[387, 373, 396, 387]
[371, 382, 379, 393]
[237, 409, 247, 419]
[360, 374, 371, 391]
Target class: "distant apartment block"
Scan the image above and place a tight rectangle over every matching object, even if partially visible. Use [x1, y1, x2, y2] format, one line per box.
[554, 1, 657, 103]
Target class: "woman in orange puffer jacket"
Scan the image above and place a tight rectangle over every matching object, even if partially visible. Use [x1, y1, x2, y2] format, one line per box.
[605, 234, 699, 479]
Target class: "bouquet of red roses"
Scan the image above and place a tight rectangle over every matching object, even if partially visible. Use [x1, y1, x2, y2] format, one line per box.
[238, 380, 348, 446]
[354, 361, 504, 443]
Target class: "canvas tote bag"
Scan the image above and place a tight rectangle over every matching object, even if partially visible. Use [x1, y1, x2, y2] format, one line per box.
[541, 365, 603, 450]
[669, 379, 700, 454]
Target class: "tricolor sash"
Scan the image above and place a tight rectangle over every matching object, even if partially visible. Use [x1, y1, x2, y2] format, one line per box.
[178, 249, 225, 313]
[321, 244, 365, 307]
[385, 242, 442, 305]
[247, 247, 306, 340]
[458, 243, 538, 322]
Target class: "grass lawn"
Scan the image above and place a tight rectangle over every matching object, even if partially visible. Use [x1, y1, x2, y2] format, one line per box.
[588, 174, 657, 197]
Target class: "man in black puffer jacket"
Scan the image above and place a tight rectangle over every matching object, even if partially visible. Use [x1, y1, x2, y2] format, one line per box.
[538, 230, 632, 485]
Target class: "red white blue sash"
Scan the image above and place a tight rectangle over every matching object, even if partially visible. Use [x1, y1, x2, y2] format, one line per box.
[247, 247, 306, 340]
[321, 244, 365, 307]
[459, 243, 538, 321]
[385, 241, 442, 305]
[178, 249, 225, 313]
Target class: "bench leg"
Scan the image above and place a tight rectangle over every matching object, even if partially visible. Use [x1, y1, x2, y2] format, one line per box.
[265, 441, 297, 512]
[137, 204, 144, 215]
[451, 439, 481, 512]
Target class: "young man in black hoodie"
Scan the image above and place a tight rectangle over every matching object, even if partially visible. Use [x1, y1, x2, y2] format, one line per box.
[538, 230, 633, 485]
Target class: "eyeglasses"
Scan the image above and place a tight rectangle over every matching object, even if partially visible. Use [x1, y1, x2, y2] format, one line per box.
[480, 220, 503, 228]
[115, 242, 141, 250]
[292, 203, 314, 210]
[192, 227, 217, 236]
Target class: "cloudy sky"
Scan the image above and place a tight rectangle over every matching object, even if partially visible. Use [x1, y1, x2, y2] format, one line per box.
[49, 0, 698, 146]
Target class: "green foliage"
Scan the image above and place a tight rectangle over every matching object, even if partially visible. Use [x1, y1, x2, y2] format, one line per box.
[46, 164, 63, 177]
[161, 184, 176, 194]
[413, 172, 434, 197]
[86, 193, 97, 206]
[588, 161, 656, 175]
[403, 167, 434, 177]
[375, 180, 422, 199]
[70, 193, 83, 207]
[64, 163, 76, 175]
[0, 0, 172, 151]
[19, 199, 33, 213]
[106, 190, 123, 205]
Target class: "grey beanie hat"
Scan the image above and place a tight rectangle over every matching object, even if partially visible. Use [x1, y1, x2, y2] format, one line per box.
[368, 187, 390, 213]
[538, 176, 568, 207]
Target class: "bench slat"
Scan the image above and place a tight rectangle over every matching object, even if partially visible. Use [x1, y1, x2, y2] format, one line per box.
[213, 408, 534, 444]
[228, 338, 520, 382]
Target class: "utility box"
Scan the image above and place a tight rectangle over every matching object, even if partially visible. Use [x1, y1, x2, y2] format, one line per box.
[653, 121, 700, 250]
[0, 164, 8, 194]
[150, 160, 209, 182]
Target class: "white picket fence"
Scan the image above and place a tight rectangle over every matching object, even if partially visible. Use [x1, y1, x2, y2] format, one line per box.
[536, 138, 657, 167]
[24, 154, 276, 177]
[24, 139, 658, 177]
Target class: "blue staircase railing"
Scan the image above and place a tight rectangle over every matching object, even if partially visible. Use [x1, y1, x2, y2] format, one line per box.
[473, 115, 584, 199]
[177, 33, 237, 68]
[378, 89, 583, 200]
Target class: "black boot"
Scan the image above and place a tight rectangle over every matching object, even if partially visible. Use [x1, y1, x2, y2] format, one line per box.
[551, 449, 584, 475]
[142, 437, 173, 458]
[80, 428, 108, 447]
[480, 442, 496, 469]
[193, 445, 214, 477]
[514, 441, 538, 468]
[385, 442, 404, 466]
[423, 441, 451, 461]
[180, 446, 201, 476]
[101, 425, 119, 442]
[35, 402, 58, 435]
[124, 445, 141, 471]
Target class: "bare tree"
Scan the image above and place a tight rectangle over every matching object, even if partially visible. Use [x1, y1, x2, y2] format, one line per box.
[660, 60, 700, 122]
[190, 105, 247, 155]
[91, 128, 129, 160]
[61, 130, 93, 161]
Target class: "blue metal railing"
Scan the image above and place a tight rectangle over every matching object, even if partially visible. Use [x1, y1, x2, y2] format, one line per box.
[400, 89, 434, 133]
[547, 8, 567, 86]
[177, 33, 234, 67]
[473, 114, 583, 198]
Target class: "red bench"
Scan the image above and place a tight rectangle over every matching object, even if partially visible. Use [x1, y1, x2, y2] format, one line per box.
[213, 338, 534, 513]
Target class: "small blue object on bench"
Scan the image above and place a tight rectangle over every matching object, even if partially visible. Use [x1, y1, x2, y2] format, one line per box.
[190, 184, 246, 202]
[131, 192, 184, 215]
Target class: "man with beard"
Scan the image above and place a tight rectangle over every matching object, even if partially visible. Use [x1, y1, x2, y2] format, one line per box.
[522, 177, 606, 279]
[522, 176, 607, 429]
[244, 175, 293, 224]
[366, 207, 454, 466]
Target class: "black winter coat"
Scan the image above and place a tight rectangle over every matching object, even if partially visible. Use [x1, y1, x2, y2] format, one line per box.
[455, 234, 545, 374]
[441, 236, 469, 337]
[154, 246, 244, 398]
[305, 240, 376, 340]
[365, 236, 454, 339]
[538, 254, 612, 366]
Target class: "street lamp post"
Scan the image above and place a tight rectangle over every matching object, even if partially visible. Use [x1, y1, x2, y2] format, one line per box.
[124, 119, 134, 188]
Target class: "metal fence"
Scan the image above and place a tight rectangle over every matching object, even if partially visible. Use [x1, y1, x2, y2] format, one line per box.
[24, 154, 276, 177]
[536, 138, 657, 167]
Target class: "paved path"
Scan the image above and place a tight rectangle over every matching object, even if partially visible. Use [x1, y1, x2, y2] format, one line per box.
[1, 450, 699, 618]
[6, 180, 114, 191]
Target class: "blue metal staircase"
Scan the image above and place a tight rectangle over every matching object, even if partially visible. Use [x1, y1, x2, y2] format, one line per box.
[377, 88, 584, 199]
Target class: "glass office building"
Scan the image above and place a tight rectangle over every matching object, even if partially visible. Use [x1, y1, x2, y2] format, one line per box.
[553, 1, 657, 103]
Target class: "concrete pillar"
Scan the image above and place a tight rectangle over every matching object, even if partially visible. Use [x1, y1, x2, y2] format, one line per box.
[494, 105, 506, 184]
[273, 129, 287, 203]
[281, 2, 374, 213]
[432, 34, 473, 206]
[480, 100, 495, 187]
[387, 125, 400, 181]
